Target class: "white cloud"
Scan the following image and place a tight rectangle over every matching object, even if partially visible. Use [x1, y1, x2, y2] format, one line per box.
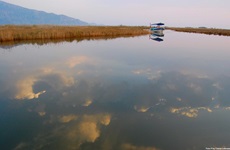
[13, 67, 75, 100]
[134, 105, 150, 113]
[77, 121, 100, 142]
[170, 107, 212, 118]
[38, 112, 46, 116]
[38, 113, 112, 149]
[170, 107, 198, 118]
[82, 98, 93, 107]
[14, 76, 46, 100]
[65, 114, 111, 145]
[66, 56, 89, 68]
[176, 97, 182, 101]
[225, 107, 230, 110]
[58, 114, 78, 123]
[13, 64, 77, 100]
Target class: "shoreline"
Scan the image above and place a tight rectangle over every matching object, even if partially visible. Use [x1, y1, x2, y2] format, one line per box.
[0, 25, 149, 43]
[166, 27, 230, 36]
[1, 25, 230, 43]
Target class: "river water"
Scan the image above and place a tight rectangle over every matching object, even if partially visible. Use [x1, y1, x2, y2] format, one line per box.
[0, 30, 230, 150]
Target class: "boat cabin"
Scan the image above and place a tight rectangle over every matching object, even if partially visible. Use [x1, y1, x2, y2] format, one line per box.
[150, 23, 165, 31]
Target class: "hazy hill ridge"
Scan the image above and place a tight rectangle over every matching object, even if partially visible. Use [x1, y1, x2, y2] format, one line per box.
[0, 1, 89, 25]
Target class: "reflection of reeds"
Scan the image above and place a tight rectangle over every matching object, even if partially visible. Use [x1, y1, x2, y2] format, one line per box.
[0, 36, 135, 49]
[167, 27, 230, 36]
[0, 25, 149, 42]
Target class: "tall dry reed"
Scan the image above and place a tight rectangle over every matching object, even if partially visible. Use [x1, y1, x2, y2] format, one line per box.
[167, 27, 230, 36]
[0, 25, 149, 42]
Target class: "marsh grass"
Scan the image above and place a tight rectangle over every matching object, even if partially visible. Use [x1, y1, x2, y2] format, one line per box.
[0, 25, 149, 42]
[167, 27, 230, 36]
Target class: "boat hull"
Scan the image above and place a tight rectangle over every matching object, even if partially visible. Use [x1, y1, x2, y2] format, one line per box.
[150, 27, 165, 31]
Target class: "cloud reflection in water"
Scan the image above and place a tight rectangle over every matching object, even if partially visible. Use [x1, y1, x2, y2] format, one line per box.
[1, 34, 230, 149]
[7, 61, 230, 149]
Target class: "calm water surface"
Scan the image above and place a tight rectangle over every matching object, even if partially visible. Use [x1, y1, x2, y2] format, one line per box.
[1, 31, 230, 150]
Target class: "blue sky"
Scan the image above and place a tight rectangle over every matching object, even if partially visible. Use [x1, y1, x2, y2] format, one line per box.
[2, 0, 230, 28]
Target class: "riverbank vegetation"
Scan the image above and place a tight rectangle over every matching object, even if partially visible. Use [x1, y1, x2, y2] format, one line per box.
[1, 25, 229, 43]
[167, 27, 230, 36]
[0, 25, 149, 42]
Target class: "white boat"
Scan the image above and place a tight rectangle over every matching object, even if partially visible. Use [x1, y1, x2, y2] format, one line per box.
[150, 23, 165, 31]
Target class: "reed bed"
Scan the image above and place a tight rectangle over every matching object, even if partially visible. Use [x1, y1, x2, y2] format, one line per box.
[0, 25, 149, 42]
[167, 27, 230, 36]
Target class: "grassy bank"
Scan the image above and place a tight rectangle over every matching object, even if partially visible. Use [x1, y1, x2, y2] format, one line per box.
[167, 27, 230, 36]
[0, 25, 149, 42]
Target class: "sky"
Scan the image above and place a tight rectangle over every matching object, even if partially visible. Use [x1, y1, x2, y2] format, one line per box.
[2, 0, 230, 28]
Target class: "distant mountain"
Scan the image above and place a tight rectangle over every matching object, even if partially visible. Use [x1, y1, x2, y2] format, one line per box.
[0, 1, 89, 25]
